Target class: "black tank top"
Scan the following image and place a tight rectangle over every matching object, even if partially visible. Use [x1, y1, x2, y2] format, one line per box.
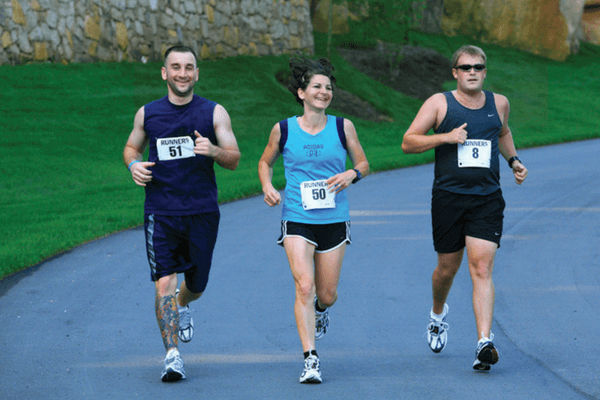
[433, 91, 502, 195]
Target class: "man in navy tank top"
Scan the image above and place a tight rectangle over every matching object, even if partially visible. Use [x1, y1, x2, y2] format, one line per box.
[401, 45, 528, 371]
[123, 45, 241, 382]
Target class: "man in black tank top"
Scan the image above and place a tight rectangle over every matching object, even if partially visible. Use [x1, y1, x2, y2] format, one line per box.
[401, 45, 528, 371]
[123, 45, 241, 382]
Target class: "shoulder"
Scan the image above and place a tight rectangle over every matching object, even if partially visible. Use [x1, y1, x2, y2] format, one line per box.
[492, 92, 510, 112]
[423, 92, 447, 111]
[492, 92, 509, 106]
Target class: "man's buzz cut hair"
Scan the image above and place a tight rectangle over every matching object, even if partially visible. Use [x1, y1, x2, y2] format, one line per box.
[451, 45, 487, 68]
[163, 45, 198, 67]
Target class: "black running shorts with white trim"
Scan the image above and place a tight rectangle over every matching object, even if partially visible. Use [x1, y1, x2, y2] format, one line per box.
[431, 188, 505, 253]
[278, 221, 351, 253]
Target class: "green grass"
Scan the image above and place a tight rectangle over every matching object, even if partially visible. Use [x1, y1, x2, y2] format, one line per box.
[1, 31, 599, 279]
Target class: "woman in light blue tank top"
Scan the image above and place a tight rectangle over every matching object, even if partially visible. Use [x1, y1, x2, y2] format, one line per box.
[258, 56, 369, 384]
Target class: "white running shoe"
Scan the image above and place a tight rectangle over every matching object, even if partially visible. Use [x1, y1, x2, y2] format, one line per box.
[473, 333, 499, 371]
[161, 351, 186, 382]
[299, 354, 322, 384]
[315, 297, 329, 341]
[427, 303, 449, 353]
[175, 289, 194, 343]
[178, 305, 194, 343]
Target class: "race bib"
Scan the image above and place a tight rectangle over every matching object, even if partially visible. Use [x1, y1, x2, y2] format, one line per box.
[156, 136, 195, 161]
[458, 139, 491, 168]
[300, 180, 336, 210]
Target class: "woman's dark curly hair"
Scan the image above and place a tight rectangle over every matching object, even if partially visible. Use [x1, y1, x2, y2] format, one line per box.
[287, 56, 336, 106]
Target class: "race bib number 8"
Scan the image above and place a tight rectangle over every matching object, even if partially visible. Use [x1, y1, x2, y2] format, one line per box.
[458, 139, 491, 168]
[157, 136, 195, 161]
[301, 180, 336, 210]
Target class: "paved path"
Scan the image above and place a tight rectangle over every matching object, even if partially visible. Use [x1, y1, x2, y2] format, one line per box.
[1, 139, 599, 400]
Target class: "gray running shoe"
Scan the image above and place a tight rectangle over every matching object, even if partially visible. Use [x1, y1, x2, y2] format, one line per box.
[299, 354, 322, 384]
[178, 306, 194, 343]
[314, 297, 329, 341]
[427, 303, 449, 353]
[473, 333, 499, 371]
[175, 288, 194, 343]
[161, 352, 186, 382]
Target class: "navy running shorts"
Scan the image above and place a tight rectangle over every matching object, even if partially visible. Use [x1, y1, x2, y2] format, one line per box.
[431, 188, 505, 253]
[144, 211, 220, 293]
[277, 220, 351, 253]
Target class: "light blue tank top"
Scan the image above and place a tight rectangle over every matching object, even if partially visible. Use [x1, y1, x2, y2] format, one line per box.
[280, 115, 350, 224]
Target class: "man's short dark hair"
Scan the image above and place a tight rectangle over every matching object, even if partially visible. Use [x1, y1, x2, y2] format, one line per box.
[164, 45, 198, 67]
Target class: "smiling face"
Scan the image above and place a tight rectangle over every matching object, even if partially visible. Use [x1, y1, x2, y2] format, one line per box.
[297, 74, 333, 111]
[452, 53, 487, 94]
[161, 51, 199, 100]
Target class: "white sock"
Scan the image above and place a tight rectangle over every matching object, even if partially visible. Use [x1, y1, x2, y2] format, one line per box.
[166, 348, 180, 359]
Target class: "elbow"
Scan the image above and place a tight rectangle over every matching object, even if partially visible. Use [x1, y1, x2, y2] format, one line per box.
[401, 142, 412, 154]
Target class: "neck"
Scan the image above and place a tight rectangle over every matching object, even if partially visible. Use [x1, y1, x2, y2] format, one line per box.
[301, 107, 327, 125]
[454, 89, 485, 108]
[167, 91, 194, 106]
[298, 109, 328, 135]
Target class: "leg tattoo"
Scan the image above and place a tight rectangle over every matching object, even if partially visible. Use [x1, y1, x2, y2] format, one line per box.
[155, 294, 179, 351]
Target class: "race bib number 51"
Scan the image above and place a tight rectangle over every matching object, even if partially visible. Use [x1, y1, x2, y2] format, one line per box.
[458, 139, 491, 168]
[301, 180, 336, 210]
[157, 136, 195, 161]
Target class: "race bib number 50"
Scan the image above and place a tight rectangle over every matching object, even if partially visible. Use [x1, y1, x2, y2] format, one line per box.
[301, 180, 336, 210]
[157, 136, 195, 161]
[458, 139, 491, 168]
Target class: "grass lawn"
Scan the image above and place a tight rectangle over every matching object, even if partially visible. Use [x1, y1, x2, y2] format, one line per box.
[1, 31, 599, 279]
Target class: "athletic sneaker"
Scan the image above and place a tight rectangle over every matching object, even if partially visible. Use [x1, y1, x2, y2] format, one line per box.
[161, 351, 186, 382]
[427, 303, 449, 353]
[314, 297, 329, 341]
[178, 305, 194, 343]
[473, 333, 499, 371]
[175, 289, 194, 343]
[299, 354, 322, 384]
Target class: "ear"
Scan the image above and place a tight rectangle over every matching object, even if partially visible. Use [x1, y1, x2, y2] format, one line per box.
[161, 66, 167, 81]
[297, 87, 305, 100]
[452, 68, 458, 80]
[195, 67, 199, 81]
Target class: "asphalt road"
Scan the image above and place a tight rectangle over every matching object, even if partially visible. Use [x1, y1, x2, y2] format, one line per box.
[1, 139, 598, 399]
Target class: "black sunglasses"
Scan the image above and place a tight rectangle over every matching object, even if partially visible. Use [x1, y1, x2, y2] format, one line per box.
[454, 64, 486, 72]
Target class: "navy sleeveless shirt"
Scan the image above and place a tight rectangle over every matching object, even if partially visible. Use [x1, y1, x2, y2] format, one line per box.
[143, 95, 219, 215]
[433, 91, 502, 195]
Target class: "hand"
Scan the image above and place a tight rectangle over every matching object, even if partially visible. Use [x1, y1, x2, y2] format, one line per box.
[512, 161, 528, 185]
[130, 161, 155, 187]
[262, 184, 281, 207]
[194, 131, 217, 158]
[447, 122, 468, 144]
[326, 170, 354, 194]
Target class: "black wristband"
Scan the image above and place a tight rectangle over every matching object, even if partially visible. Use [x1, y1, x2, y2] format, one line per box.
[351, 168, 362, 184]
[508, 156, 521, 168]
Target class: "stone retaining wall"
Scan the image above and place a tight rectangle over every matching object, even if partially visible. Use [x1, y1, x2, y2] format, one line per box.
[0, 0, 314, 65]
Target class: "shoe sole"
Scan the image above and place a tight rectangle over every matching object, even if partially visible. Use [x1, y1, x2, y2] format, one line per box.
[473, 343, 499, 371]
[161, 370, 186, 382]
[300, 375, 322, 384]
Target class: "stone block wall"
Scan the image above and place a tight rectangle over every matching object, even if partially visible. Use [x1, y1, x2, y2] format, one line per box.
[0, 0, 314, 65]
[442, 0, 586, 61]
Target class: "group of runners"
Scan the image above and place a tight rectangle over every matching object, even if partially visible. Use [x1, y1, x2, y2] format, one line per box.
[122, 44, 528, 383]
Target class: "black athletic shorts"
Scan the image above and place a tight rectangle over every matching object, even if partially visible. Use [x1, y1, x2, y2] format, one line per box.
[431, 188, 505, 253]
[277, 220, 351, 253]
[144, 211, 220, 293]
